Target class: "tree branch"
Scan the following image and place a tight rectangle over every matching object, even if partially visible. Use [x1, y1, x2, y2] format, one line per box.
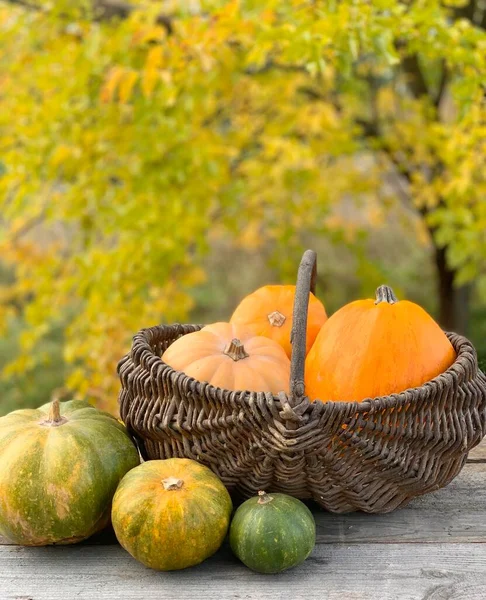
[355, 114, 434, 221]
[3, 0, 41, 10]
[453, 0, 477, 24]
[244, 60, 308, 76]
[401, 54, 429, 99]
[450, 1, 485, 29]
[9, 209, 48, 244]
[93, 0, 173, 32]
[1, 0, 174, 31]
[434, 62, 448, 109]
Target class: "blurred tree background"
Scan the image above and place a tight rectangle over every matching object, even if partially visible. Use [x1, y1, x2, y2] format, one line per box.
[0, 0, 485, 415]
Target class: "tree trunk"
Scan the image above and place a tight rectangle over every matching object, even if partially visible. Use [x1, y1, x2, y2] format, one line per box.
[434, 245, 471, 335]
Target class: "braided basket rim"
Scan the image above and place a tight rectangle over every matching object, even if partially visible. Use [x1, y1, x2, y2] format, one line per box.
[122, 325, 479, 416]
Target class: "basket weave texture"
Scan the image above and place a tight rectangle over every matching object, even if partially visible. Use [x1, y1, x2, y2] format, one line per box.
[118, 251, 486, 513]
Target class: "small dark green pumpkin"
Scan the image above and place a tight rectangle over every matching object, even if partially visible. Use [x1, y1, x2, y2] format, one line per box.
[230, 491, 316, 573]
[0, 397, 140, 546]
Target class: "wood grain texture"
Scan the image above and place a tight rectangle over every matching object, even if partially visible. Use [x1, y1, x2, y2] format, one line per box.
[314, 463, 486, 544]
[468, 437, 486, 461]
[2, 543, 486, 600]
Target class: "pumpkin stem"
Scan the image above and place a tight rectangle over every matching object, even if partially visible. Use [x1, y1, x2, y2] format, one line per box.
[257, 490, 274, 505]
[224, 338, 249, 362]
[162, 477, 184, 491]
[268, 310, 286, 327]
[49, 398, 62, 422]
[375, 285, 398, 305]
[40, 396, 68, 427]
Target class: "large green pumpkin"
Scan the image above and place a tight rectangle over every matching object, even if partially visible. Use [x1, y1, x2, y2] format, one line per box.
[0, 398, 140, 546]
[112, 458, 233, 571]
[230, 491, 316, 573]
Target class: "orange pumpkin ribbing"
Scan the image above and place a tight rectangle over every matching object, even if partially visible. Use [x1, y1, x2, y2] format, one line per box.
[162, 322, 290, 394]
[230, 285, 327, 358]
[305, 286, 456, 402]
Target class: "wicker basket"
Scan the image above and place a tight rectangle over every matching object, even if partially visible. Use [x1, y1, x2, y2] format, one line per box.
[118, 250, 486, 513]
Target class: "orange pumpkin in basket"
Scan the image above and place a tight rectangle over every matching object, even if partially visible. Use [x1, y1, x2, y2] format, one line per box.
[162, 322, 290, 394]
[230, 285, 327, 359]
[305, 285, 456, 402]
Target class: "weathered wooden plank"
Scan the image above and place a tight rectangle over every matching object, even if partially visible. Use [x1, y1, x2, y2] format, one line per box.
[468, 436, 486, 461]
[2, 543, 486, 600]
[2, 464, 485, 547]
[315, 462, 486, 544]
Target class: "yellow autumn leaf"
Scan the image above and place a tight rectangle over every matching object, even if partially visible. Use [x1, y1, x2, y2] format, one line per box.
[145, 46, 164, 70]
[100, 66, 126, 103]
[50, 144, 73, 168]
[217, 0, 240, 22]
[140, 47, 165, 99]
[119, 70, 139, 103]
[131, 25, 166, 47]
[141, 68, 159, 99]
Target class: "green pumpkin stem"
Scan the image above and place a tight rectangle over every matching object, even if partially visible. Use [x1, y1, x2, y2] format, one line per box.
[162, 477, 184, 491]
[257, 490, 274, 505]
[375, 285, 398, 305]
[268, 310, 286, 327]
[224, 338, 249, 362]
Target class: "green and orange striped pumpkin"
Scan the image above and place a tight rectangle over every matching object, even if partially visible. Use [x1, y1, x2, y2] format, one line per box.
[0, 398, 140, 546]
[112, 458, 233, 571]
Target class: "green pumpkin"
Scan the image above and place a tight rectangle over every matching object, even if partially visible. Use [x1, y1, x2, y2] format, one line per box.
[230, 491, 316, 573]
[112, 458, 233, 571]
[0, 398, 140, 546]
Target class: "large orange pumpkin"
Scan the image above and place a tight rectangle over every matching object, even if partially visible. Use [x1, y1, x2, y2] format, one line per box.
[162, 322, 290, 394]
[230, 285, 327, 358]
[305, 285, 456, 402]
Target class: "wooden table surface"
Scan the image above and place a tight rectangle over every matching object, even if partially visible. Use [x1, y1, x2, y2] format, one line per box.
[2, 440, 486, 600]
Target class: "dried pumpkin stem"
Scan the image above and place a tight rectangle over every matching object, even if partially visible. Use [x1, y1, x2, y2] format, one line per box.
[40, 397, 68, 427]
[224, 338, 249, 362]
[162, 477, 184, 491]
[257, 490, 274, 505]
[375, 285, 398, 305]
[268, 310, 286, 327]
[49, 398, 62, 422]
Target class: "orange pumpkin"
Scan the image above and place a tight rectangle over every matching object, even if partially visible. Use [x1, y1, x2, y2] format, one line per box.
[230, 285, 327, 358]
[305, 285, 456, 402]
[162, 322, 290, 394]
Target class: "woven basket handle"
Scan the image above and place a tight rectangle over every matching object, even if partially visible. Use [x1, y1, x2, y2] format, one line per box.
[289, 249, 317, 403]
